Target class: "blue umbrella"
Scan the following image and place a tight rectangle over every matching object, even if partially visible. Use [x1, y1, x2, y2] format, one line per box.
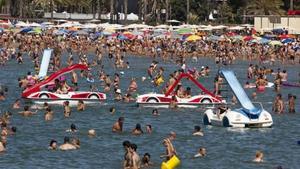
[207, 35, 220, 41]
[117, 34, 127, 40]
[20, 27, 33, 33]
[259, 38, 270, 44]
[263, 34, 277, 39]
[282, 38, 294, 44]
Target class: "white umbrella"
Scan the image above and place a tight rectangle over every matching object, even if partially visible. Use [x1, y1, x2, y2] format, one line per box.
[29, 22, 41, 27]
[16, 21, 29, 27]
[155, 24, 169, 29]
[229, 26, 245, 30]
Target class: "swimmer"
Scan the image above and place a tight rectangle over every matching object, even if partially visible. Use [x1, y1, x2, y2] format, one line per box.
[152, 109, 160, 116]
[194, 147, 206, 158]
[109, 107, 116, 114]
[141, 153, 153, 167]
[252, 92, 257, 100]
[0, 91, 5, 101]
[44, 107, 54, 121]
[9, 126, 17, 135]
[114, 89, 122, 101]
[77, 100, 85, 111]
[59, 137, 77, 151]
[48, 139, 58, 150]
[66, 123, 78, 133]
[169, 96, 178, 109]
[0, 141, 6, 152]
[192, 126, 204, 136]
[253, 151, 264, 163]
[244, 82, 251, 88]
[146, 125, 152, 134]
[112, 117, 124, 132]
[88, 129, 96, 137]
[71, 138, 80, 149]
[132, 123, 143, 135]
[18, 106, 37, 117]
[12, 99, 21, 109]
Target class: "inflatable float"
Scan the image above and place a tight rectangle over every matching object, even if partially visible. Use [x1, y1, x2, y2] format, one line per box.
[161, 155, 180, 169]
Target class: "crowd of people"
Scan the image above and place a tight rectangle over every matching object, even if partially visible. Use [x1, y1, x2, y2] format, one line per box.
[0, 24, 299, 168]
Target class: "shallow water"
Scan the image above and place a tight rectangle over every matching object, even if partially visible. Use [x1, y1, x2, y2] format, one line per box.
[0, 54, 299, 169]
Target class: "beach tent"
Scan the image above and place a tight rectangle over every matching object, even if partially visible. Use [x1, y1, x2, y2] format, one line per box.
[127, 13, 139, 20]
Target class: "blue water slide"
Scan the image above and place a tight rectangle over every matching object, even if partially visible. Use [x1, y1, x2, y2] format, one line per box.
[219, 69, 261, 115]
[38, 49, 53, 79]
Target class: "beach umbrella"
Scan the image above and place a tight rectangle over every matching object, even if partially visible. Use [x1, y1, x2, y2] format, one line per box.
[207, 35, 220, 41]
[258, 38, 270, 44]
[186, 35, 201, 41]
[243, 36, 253, 41]
[177, 28, 193, 35]
[281, 38, 294, 44]
[249, 39, 259, 44]
[263, 34, 277, 39]
[53, 29, 68, 35]
[20, 27, 33, 33]
[231, 35, 243, 40]
[123, 32, 135, 39]
[74, 30, 89, 35]
[279, 34, 296, 39]
[269, 40, 282, 46]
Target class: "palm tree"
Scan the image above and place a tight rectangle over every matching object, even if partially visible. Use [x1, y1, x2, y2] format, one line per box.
[98, 0, 102, 19]
[124, 0, 128, 22]
[34, 0, 70, 19]
[110, 0, 114, 23]
[187, 0, 190, 23]
[246, 0, 285, 15]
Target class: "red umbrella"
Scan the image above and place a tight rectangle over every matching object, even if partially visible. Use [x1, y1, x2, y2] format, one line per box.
[243, 36, 253, 41]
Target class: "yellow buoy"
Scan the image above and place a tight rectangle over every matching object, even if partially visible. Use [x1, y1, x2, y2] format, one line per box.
[161, 155, 180, 169]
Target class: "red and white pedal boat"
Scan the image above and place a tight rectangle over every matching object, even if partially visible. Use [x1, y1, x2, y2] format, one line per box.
[136, 73, 225, 108]
[22, 64, 106, 106]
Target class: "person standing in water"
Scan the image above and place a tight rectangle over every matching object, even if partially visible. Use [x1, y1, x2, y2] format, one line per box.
[129, 143, 141, 169]
[63, 101, 71, 117]
[44, 107, 54, 121]
[273, 94, 284, 114]
[123, 140, 132, 169]
[288, 94, 296, 113]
